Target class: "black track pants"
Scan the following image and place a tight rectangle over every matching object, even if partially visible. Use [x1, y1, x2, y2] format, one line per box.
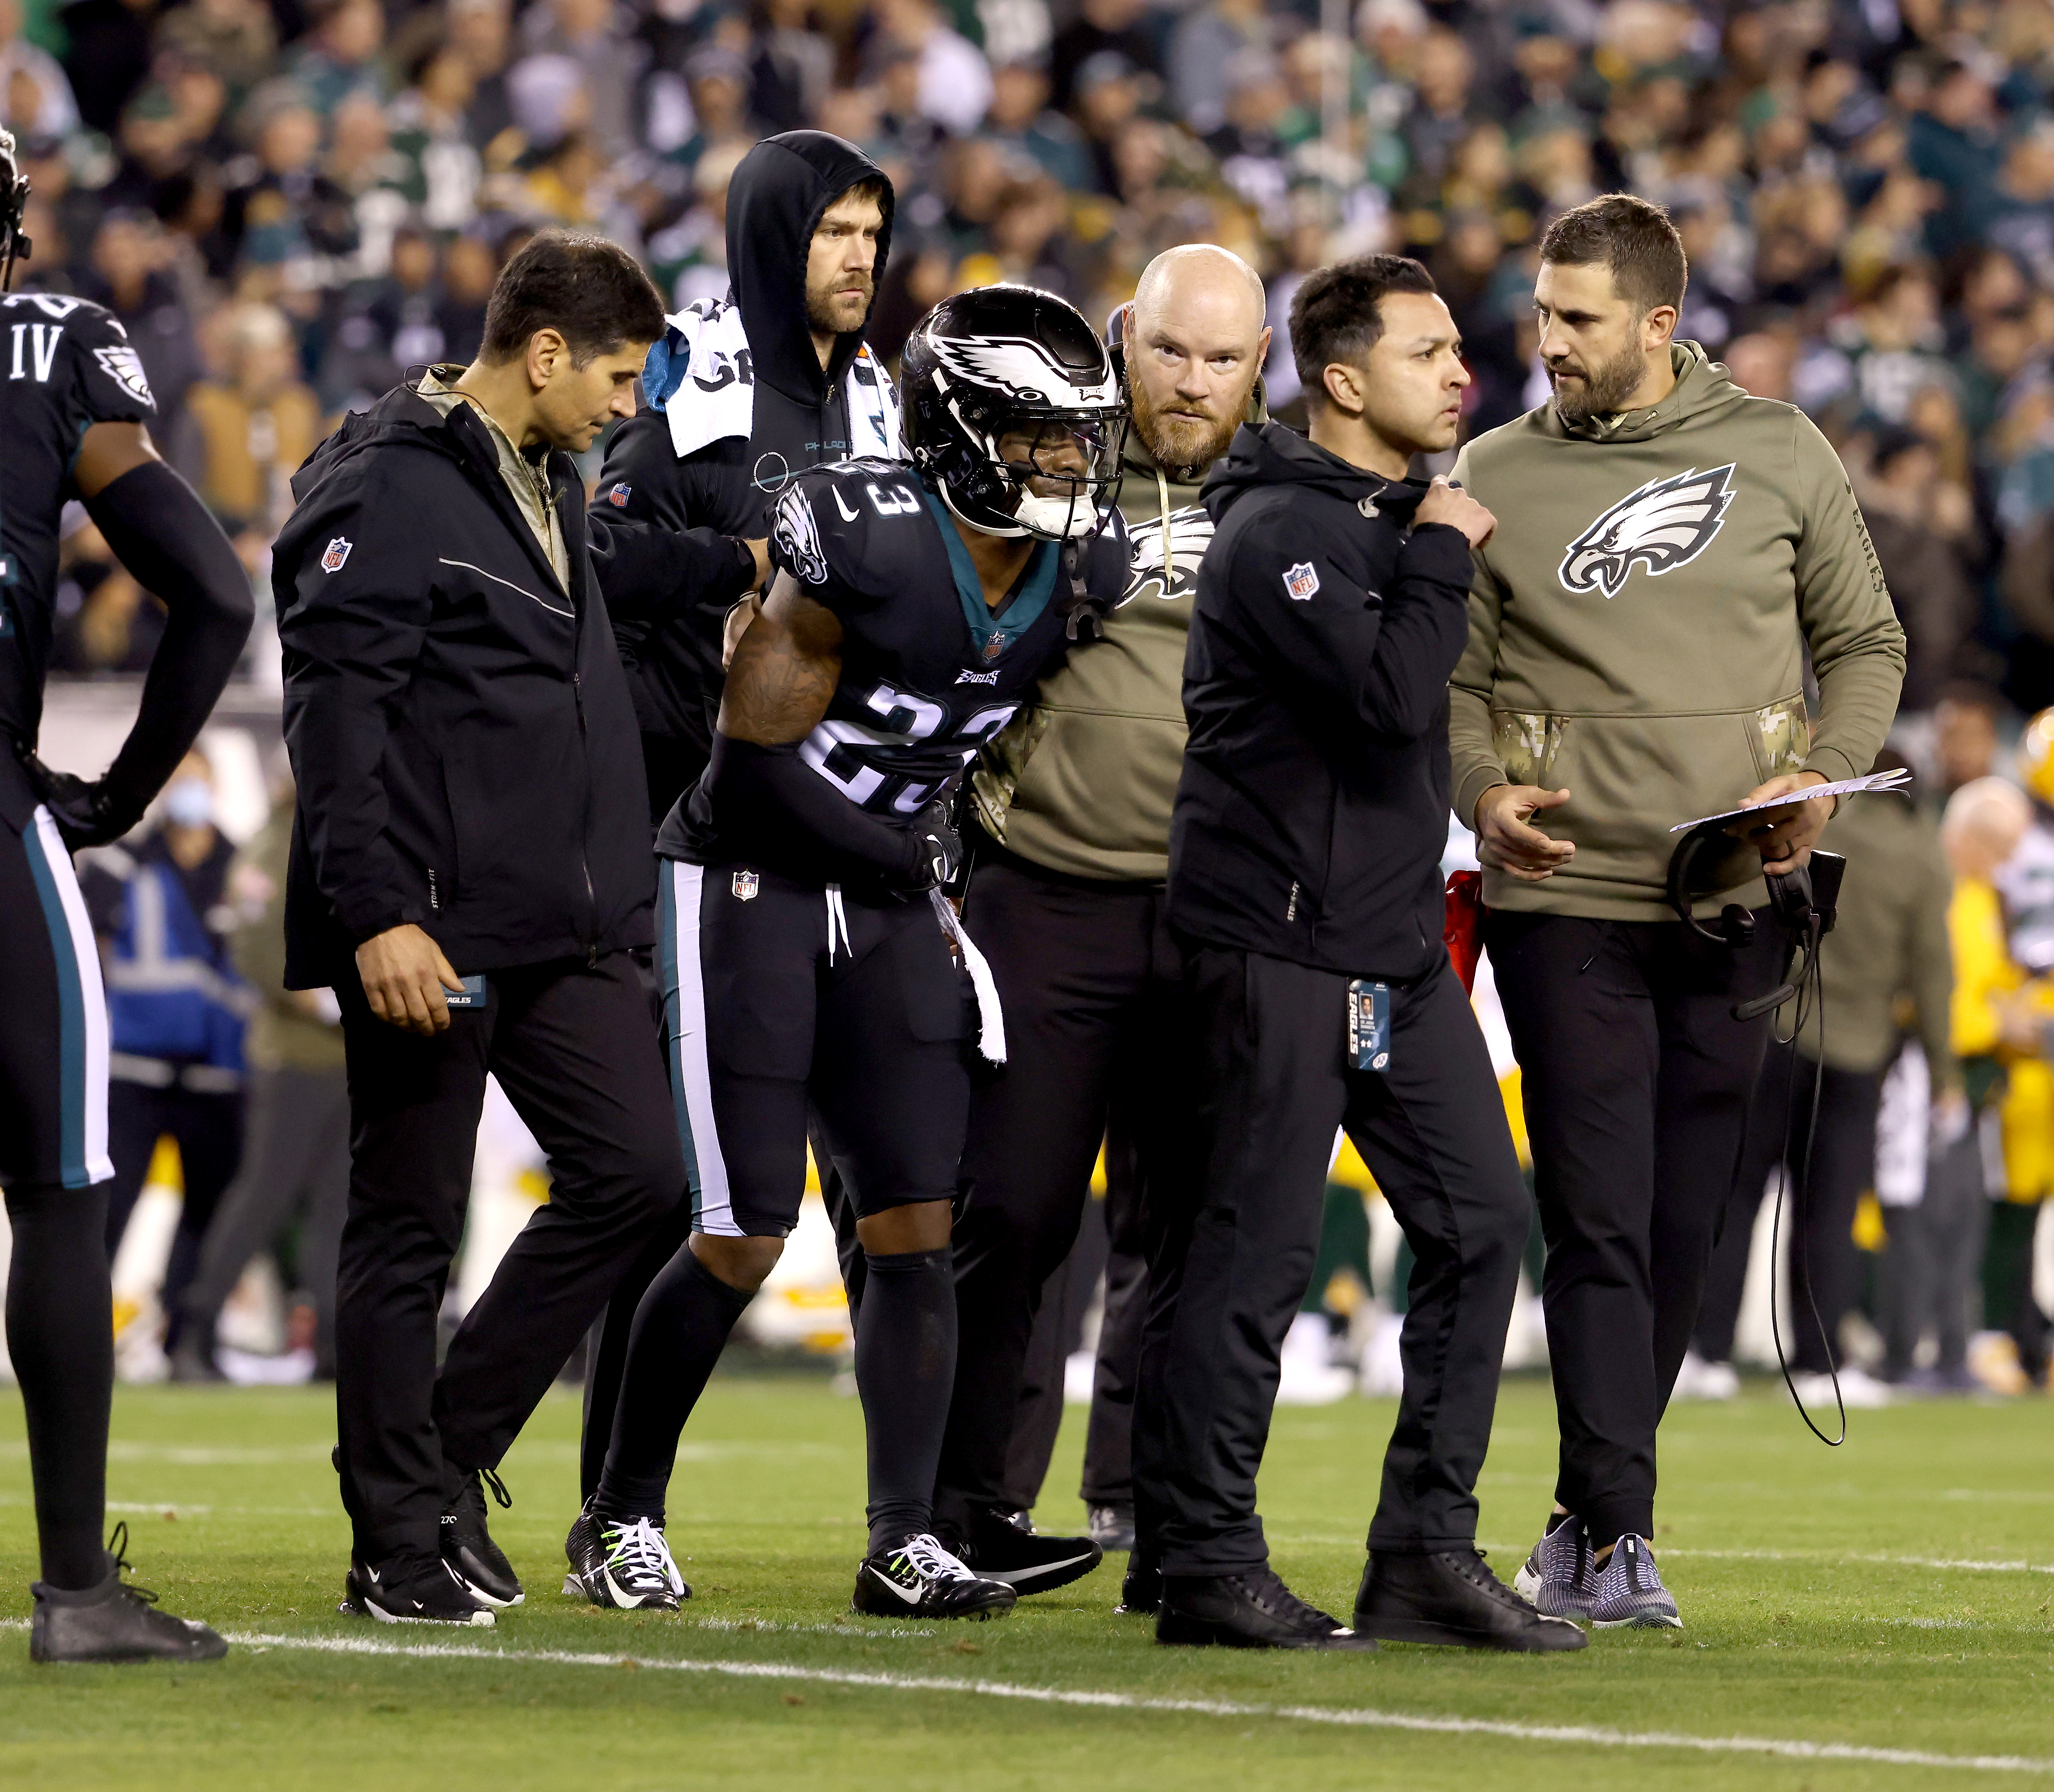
[1693, 1045, 1881, 1374]
[334, 951, 684, 1562]
[103, 1082, 243, 1352]
[1485, 908, 1781, 1548]
[1134, 945, 1528, 1575]
[933, 850, 1193, 1530]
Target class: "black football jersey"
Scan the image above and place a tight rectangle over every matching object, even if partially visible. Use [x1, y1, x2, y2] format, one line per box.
[671, 455, 1128, 860]
[0, 293, 157, 749]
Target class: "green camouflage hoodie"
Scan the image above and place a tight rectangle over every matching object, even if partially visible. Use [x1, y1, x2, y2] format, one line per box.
[972, 393, 1262, 882]
[1449, 342, 1906, 919]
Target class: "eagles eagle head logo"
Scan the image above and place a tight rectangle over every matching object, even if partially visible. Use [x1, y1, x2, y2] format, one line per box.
[928, 334, 1118, 409]
[1557, 464, 1737, 598]
[772, 484, 829, 586]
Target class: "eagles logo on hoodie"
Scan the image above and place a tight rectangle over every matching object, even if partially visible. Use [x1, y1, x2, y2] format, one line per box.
[1557, 463, 1736, 598]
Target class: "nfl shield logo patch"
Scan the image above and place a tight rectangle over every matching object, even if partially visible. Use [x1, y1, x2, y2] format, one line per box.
[1283, 561, 1320, 601]
[320, 537, 353, 574]
[608, 482, 631, 508]
[731, 870, 760, 901]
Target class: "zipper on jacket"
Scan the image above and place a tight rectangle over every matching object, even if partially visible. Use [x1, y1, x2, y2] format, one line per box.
[572, 667, 598, 965]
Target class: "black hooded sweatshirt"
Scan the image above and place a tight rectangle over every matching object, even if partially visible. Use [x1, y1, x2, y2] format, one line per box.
[1166, 421, 1475, 980]
[598, 130, 896, 819]
[276, 380, 674, 989]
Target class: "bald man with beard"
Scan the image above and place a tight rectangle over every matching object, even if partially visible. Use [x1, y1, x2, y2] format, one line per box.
[928, 247, 1270, 1598]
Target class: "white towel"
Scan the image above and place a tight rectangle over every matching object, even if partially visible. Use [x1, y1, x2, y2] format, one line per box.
[930, 889, 1006, 1065]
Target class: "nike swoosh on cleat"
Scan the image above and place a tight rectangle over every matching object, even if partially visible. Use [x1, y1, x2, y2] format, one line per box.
[982, 1550, 1097, 1584]
[864, 1567, 926, 1605]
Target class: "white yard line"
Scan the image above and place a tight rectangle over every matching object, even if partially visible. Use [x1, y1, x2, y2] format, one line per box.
[215, 1630, 2054, 1775]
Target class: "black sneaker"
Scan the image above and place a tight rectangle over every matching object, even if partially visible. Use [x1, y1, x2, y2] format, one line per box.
[342, 1552, 495, 1626]
[948, 1507, 1102, 1597]
[1590, 1533, 1683, 1630]
[1354, 1549, 1588, 1652]
[1087, 1502, 1136, 1552]
[30, 1525, 229, 1664]
[851, 1532, 1016, 1620]
[1117, 1546, 1162, 1614]
[563, 1503, 690, 1611]
[1157, 1565, 1377, 1651]
[442, 1466, 523, 1608]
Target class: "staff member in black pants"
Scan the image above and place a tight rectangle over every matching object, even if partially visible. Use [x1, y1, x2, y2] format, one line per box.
[278, 233, 692, 1627]
[1138, 253, 1584, 1654]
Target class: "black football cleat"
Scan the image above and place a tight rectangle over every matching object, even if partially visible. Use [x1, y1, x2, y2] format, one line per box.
[1156, 1565, 1377, 1650]
[1118, 1545, 1162, 1614]
[947, 1507, 1102, 1597]
[343, 1552, 495, 1626]
[1354, 1548, 1588, 1652]
[442, 1465, 523, 1608]
[851, 1532, 1016, 1620]
[30, 1525, 229, 1664]
[563, 1503, 690, 1611]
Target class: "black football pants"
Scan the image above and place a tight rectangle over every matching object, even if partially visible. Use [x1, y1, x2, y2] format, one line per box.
[1693, 1044, 1882, 1375]
[933, 850, 1192, 1531]
[335, 950, 684, 1563]
[1135, 945, 1528, 1575]
[1485, 908, 1782, 1548]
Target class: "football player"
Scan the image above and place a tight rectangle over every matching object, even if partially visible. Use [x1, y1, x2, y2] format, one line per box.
[565, 284, 1130, 1618]
[0, 126, 253, 1662]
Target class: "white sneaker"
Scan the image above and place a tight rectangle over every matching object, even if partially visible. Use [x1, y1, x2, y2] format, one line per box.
[1671, 1351, 1739, 1401]
[1277, 1312, 1353, 1405]
[1788, 1367, 1890, 1410]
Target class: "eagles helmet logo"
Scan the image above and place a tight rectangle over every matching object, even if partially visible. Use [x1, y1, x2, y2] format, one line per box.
[772, 484, 829, 586]
[1557, 463, 1737, 599]
[926, 334, 1118, 409]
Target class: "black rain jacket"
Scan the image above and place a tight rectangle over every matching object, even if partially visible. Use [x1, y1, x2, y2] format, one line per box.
[601, 130, 896, 820]
[276, 379, 672, 988]
[1166, 421, 1475, 980]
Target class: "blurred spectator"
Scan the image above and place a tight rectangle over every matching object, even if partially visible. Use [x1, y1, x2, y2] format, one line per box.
[748, 0, 833, 137]
[52, 513, 163, 674]
[0, 0, 78, 139]
[517, 0, 640, 161]
[1167, 0, 1267, 139]
[1048, 0, 1153, 114]
[80, 748, 251, 1361]
[984, 52, 1089, 192]
[156, 0, 279, 109]
[58, 0, 156, 136]
[283, 0, 386, 121]
[171, 300, 325, 535]
[1861, 424, 1980, 711]
[75, 208, 203, 421]
[1933, 682, 2005, 802]
[871, 0, 990, 138]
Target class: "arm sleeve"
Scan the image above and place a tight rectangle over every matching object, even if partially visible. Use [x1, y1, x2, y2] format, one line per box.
[1789, 414, 1908, 784]
[1228, 512, 1475, 746]
[702, 735, 925, 890]
[84, 460, 256, 821]
[1911, 835, 1960, 1091]
[275, 473, 431, 944]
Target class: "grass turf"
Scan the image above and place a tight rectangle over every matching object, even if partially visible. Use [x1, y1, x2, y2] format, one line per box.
[0, 1373, 2050, 1790]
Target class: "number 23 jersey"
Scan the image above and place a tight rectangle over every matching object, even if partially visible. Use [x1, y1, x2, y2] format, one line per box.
[668, 457, 1129, 862]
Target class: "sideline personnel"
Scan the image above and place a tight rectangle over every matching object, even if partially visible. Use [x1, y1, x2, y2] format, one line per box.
[277, 232, 686, 1627]
[1450, 195, 1905, 1629]
[1141, 254, 1582, 1654]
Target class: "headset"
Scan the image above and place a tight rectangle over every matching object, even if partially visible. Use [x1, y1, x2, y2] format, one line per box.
[1668, 817, 1851, 1444]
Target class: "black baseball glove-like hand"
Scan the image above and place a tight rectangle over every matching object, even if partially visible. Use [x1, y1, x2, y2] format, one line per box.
[909, 797, 966, 895]
[16, 751, 141, 850]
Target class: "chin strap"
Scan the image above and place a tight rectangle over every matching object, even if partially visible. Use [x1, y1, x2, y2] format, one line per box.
[1057, 538, 1110, 642]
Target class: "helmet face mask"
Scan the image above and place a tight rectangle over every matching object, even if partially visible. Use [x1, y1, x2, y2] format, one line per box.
[902, 284, 1127, 543]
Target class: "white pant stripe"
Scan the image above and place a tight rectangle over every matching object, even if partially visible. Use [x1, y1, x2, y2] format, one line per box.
[32, 806, 112, 1185]
[666, 863, 737, 1237]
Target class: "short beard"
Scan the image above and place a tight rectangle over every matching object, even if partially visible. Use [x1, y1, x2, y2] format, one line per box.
[1132, 372, 1249, 473]
[805, 275, 874, 340]
[1548, 338, 1648, 423]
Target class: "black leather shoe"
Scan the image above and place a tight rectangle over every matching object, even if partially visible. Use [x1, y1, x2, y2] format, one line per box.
[1354, 1548, 1588, 1652]
[1157, 1566, 1377, 1650]
[1117, 1546, 1161, 1614]
[30, 1526, 229, 1663]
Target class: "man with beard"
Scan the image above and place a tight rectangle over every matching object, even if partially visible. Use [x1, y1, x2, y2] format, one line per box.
[931, 244, 1268, 1595]
[1450, 195, 1905, 1630]
[567, 132, 901, 1541]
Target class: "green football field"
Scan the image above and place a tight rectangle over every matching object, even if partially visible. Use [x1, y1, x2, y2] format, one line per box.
[1, 1373, 2050, 1791]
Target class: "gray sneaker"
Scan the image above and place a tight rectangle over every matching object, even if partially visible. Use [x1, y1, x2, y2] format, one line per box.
[1512, 1513, 1598, 1620]
[1590, 1533, 1682, 1630]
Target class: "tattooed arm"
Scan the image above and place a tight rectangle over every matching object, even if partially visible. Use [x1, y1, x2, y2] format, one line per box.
[716, 571, 845, 744]
[701, 571, 930, 890]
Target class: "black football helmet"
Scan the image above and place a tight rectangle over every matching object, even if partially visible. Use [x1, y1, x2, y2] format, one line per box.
[0, 128, 29, 291]
[901, 283, 1125, 542]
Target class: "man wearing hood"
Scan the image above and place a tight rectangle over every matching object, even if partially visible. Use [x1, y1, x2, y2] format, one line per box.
[1140, 253, 1581, 1656]
[1450, 196, 1905, 1630]
[596, 129, 901, 825]
[940, 244, 1267, 1588]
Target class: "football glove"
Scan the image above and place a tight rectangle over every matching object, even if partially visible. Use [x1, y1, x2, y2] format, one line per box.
[17, 751, 139, 850]
[910, 798, 965, 894]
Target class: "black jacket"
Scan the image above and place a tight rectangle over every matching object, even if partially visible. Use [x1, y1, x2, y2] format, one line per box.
[600, 129, 896, 821]
[276, 380, 672, 988]
[1166, 423, 1474, 980]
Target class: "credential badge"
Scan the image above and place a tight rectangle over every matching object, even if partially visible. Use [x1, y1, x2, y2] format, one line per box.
[732, 869, 760, 901]
[1283, 561, 1320, 601]
[320, 537, 352, 574]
